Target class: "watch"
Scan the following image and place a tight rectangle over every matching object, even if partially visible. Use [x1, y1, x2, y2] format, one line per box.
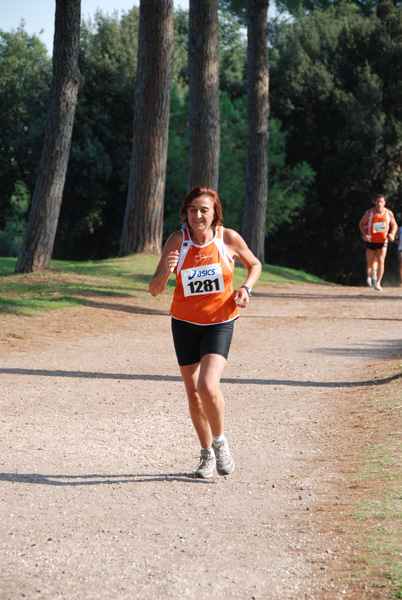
[241, 285, 252, 297]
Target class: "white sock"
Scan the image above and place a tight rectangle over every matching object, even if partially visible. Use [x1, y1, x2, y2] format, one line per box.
[213, 434, 225, 444]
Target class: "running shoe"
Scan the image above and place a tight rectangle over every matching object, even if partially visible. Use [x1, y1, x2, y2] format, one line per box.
[194, 448, 216, 478]
[366, 277, 372, 287]
[374, 282, 383, 291]
[212, 436, 235, 475]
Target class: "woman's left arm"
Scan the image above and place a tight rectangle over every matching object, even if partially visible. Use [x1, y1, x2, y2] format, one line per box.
[224, 228, 262, 307]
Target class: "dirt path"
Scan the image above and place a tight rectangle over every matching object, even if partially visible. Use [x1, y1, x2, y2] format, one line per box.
[1, 283, 401, 600]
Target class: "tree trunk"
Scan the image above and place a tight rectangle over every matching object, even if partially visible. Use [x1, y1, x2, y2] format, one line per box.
[119, 0, 174, 256]
[15, 0, 81, 273]
[187, 0, 220, 191]
[242, 0, 269, 262]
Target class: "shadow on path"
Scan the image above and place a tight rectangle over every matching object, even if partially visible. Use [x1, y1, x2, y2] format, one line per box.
[84, 299, 169, 316]
[0, 472, 210, 486]
[1, 367, 401, 389]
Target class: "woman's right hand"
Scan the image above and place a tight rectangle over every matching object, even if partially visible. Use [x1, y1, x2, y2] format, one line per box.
[165, 250, 180, 273]
[149, 232, 182, 297]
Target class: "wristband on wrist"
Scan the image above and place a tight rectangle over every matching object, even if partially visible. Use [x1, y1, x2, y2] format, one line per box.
[241, 285, 252, 297]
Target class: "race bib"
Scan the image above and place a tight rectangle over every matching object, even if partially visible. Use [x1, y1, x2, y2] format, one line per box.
[181, 263, 224, 297]
[373, 221, 386, 233]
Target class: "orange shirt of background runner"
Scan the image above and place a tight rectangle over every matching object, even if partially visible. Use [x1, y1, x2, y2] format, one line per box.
[367, 208, 391, 243]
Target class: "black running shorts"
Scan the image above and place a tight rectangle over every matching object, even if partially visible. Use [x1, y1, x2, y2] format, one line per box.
[171, 318, 235, 366]
[367, 241, 387, 250]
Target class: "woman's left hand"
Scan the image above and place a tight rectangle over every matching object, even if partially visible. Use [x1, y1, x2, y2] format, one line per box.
[234, 287, 249, 308]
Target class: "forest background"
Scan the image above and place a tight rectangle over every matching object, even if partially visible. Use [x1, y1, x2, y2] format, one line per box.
[1, 0, 402, 285]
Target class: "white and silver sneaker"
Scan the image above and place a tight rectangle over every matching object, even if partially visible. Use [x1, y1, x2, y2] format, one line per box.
[212, 436, 235, 475]
[194, 447, 216, 478]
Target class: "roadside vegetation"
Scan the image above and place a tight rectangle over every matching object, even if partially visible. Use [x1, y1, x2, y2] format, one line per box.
[348, 364, 402, 598]
[0, 255, 326, 319]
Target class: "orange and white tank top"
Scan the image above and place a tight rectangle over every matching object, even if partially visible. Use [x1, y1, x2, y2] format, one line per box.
[368, 208, 390, 243]
[170, 226, 239, 325]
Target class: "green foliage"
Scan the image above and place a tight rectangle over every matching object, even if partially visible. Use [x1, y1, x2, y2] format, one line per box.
[219, 0, 247, 26]
[0, 179, 30, 257]
[219, 95, 315, 236]
[219, 93, 248, 231]
[164, 85, 190, 235]
[275, 0, 386, 17]
[0, 25, 51, 227]
[267, 118, 315, 235]
[172, 9, 190, 93]
[269, 1, 402, 283]
[55, 6, 250, 259]
[55, 8, 141, 261]
[0, 7, 313, 278]
[218, 11, 247, 97]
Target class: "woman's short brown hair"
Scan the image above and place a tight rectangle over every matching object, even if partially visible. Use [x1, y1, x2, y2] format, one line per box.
[180, 186, 223, 227]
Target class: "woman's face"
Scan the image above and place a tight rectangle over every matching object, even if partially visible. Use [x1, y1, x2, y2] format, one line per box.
[187, 196, 215, 232]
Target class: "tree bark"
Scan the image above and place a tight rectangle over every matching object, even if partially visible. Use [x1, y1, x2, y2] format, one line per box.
[119, 0, 174, 256]
[242, 0, 269, 262]
[15, 0, 81, 273]
[187, 0, 220, 192]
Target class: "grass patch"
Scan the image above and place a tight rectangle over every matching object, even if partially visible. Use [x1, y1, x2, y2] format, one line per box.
[0, 255, 159, 317]
[259, 262, 326, 284]
[348, 364, 402, 597]
[0, 254, 327, 318]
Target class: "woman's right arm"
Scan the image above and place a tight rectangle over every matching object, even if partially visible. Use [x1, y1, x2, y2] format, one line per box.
[149, 232, 182, 297]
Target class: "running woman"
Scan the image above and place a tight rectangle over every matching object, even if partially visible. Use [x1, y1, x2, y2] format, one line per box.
[149, 186, 261, 478]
